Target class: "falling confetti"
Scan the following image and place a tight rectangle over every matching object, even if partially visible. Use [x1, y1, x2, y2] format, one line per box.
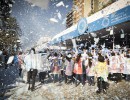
[66, 5, 69, 8]
[25, 0, 50, 9]
[121, 29, 124, 34]
[50, 18, 58, 23]
[94, 38, 99, 44]
[101, 43, 105, 48]
[62, 18, 66, 25]
[41, 28, 45, 31]
[9, 4, 13, 7]
[90, 33, 97, 38]
[31, 4, 35, 7]
[56, 1, 65, 7]
[110, 29, 113, 35]
[57, 12, 62, 20]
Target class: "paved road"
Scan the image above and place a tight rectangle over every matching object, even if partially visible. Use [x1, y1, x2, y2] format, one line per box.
[0, 64, 19, 88]
[0, 64, 19, 99]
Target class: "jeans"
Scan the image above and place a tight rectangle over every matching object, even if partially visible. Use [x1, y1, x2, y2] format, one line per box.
[75, 74, 84, 85]
[28, 69, 38, 90]
[108, 73, 122, 83]
[39, 71, 47, 83]
[126, 74, 130, 81]
[64, 74, 72, 84]
[52, 74, 60, 83]
[88, 76, 94, 85]
[19, 68, 22, 77]
[97, 77, 108, 91]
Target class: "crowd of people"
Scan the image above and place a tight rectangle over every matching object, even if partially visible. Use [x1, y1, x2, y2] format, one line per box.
[45, 47, 130, 94]
[0, 46, 130, 94]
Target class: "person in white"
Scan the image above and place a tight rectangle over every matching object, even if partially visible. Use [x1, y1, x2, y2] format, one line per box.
[64, 53, 74, 84]
[24, 48, 43, 91]
[124, 50, 130, 81]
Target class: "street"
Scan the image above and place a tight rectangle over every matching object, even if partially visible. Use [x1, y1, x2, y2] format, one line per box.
[0, 65, 130, 100]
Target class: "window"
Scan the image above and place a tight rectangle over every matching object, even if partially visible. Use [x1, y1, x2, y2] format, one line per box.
[91, 0, 94, 10]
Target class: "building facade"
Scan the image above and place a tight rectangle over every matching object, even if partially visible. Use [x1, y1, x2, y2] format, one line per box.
[66, 10, 74, 28]
[52, 0, 130, 49]
[66, 0, 118, 29]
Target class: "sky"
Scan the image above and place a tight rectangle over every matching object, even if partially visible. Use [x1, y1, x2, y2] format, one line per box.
[11, 0, 72, 50]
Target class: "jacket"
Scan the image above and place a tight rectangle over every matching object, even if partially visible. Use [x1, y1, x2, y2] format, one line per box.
[94, 62, 108, 81]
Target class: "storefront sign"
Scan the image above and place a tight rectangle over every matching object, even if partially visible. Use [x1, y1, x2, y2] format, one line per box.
[77, 18, 88, 35]
[52, 6, 130, 44]
[88, 6, 130, 32]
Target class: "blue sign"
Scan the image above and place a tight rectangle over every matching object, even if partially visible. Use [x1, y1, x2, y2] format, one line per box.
[52, 6, 130, 44]
[88, 6, 130, 32]
[77, 18, 88, 35]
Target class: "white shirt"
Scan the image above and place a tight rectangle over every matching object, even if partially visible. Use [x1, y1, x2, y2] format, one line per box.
[24, 54, 43, 71]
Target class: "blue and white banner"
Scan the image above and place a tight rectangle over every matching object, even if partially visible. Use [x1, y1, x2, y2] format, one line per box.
[52, 5, 130, 44]
[88, 6, 130, 32]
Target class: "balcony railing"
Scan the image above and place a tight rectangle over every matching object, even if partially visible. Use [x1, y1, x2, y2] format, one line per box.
[88, 0, 119, 16]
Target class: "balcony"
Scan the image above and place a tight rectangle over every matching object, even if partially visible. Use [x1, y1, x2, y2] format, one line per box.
[88, 0, 130, 22]
[88, 0, 122, 16]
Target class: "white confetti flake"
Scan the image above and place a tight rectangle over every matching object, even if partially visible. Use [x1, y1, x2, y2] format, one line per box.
[25, 0, 50, 9]
[50, 18, 58, 23]
[41, 28, 44, 31]
[56, 1, 65, 7]
[94, 38, 99, 44]
[101, 43, 105, 49]
[121, 29, 124, 34]
[120, 34, 124, 38]
[9, 4, 13, 7]
[9, 10, 12, 13]
[110, 29, 113, 35]
[62, 18, 66, 25]
[57, 12, 62, 20]
[31, 4, 35, 7]
[90, 33, 97, 37]
[66, 5, 69, 8]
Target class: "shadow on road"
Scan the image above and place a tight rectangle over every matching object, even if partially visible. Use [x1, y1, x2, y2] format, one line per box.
[0, 64, 19, 99]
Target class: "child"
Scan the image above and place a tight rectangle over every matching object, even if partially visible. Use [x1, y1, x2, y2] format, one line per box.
[94, 53, 109, 94]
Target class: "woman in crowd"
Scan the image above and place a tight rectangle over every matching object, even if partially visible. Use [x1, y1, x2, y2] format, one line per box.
[64, 53, 74, 84]
[51, 52, 61, 83]
[21, 48, 130, 92]
[86, 53, 95, 86]
[109, 52, 121, 83]
[18, 51, 25, 77]
[73, 53, 84, 86]
[81, 48, 88, 85]
[3, 50, 9, 69]
[119, 51, 126, 79]
[124, 50, 130, 81]
[58, 53, 63, 82]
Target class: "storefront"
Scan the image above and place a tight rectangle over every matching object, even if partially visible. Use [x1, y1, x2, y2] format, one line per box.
[51, 0, 130, 49]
